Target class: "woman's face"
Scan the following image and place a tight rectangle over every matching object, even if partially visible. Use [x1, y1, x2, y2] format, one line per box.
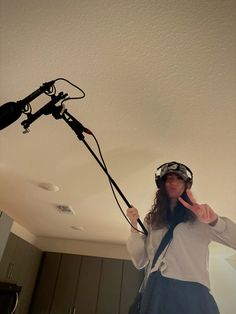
[164, 173, 186, 200]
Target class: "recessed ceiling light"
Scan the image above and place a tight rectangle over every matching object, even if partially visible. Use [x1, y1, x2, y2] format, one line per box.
[71, 226, 84, 231]
[38, 182, 60, 192]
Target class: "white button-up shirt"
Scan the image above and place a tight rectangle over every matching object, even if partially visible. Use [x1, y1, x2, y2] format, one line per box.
[127, 217, 236, 290]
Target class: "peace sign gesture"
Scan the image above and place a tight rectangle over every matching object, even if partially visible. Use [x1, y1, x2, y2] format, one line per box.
[178, 189, 218, 225]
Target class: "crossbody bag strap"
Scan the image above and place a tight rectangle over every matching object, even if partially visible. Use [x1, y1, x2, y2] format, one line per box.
[138, 223, 178, 293]
[151, 223, 178, 269]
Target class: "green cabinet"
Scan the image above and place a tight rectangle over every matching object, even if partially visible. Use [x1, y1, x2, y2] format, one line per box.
[0, 233, 42, 314]
[120, 260, 144, 314]
[31, 252, 144, 314]
[74, 256, 102, 314]
[0, 233, 29, 284]
[0, 211, 13, 261]
[50, 254, 82, 314]
[96, 258, 123, 314]
[30, 252, 61, 313]
[17, 245, 42, 313]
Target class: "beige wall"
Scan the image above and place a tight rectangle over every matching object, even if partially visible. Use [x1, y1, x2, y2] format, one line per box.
[209, 243, 236, 314]
[11, 221, 130, 260]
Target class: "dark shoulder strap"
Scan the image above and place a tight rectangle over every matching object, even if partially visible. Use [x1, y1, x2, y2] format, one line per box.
[151, 225, 176, 269]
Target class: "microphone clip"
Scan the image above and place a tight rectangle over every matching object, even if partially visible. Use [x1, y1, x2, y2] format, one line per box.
[21, 92, 67, 132]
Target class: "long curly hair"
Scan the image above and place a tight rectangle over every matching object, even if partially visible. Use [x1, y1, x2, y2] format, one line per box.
[145, 181, 197, 229]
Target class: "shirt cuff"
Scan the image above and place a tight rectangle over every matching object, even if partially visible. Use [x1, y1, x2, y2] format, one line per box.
[129, 231, 144, 239]
[210, 217, 226, 233]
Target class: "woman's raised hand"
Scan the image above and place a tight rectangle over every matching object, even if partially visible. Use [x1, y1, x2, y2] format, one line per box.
[178, 189, 218, 225]
[127, 206, 140, 231]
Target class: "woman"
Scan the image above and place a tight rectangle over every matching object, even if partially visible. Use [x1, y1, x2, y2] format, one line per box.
[126, 161, 236, 314]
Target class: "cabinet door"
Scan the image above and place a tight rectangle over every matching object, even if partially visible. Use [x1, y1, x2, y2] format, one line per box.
[74, 256, 102, 314]
[0, 233, 43, 314]
[10, 234, 29, 284]
[0, 211, 13, 261]
[0, 233, 28, 283]
[50, 254, 82, 314]
[96, 258, 123, 314]
[30, 252, 61, 314]
[0, 233, 17, 281]
[119, 260, 144, 314]
[15, 245, 42, 314]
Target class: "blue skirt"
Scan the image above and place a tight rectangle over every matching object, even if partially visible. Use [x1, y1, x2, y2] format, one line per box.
[140, 271, 220, 314]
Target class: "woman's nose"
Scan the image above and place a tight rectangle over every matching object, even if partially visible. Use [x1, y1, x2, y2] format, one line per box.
[169, 179, 178, 185]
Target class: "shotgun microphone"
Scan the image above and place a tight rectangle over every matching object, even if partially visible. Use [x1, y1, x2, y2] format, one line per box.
[0, 80, 55, 130]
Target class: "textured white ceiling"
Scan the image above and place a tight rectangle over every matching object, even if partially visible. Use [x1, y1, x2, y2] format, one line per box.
[0, 0, 236, 244]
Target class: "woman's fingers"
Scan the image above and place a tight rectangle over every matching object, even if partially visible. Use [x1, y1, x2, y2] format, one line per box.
[179, 196, 203, 215]
[127, 206, 139, 215]
[180, 193, 218, 224]
[178, 189, 198, 210]
[178, 196, 193, 210]
[186, 189, 198, 204]
[126, 206, 140, 224]
[127, 206, 140, 232]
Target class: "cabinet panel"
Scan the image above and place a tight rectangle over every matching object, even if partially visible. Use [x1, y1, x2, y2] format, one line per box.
[0, 211, 13, 261]
[96, 258, 123, 314]
[119, 260, 144, 314]
[50, 254, 82, 314]
[74, 256, 102, 314]
[10, 235, 29, 284]
[15, 245, 42, 314]
[0, 233, 17, 281]
[0, 233, 29, 283]
[30, 252, 61, 314]
[30, 253, 145, 314]
[0, 233, 42, 313]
